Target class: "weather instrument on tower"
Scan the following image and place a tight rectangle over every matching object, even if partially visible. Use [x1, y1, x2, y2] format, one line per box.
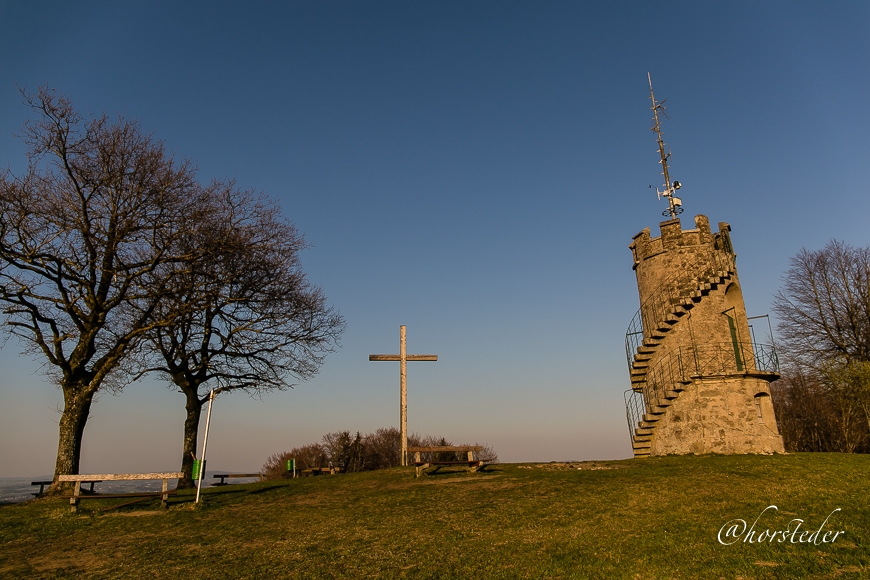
[647, 73, 683, 218]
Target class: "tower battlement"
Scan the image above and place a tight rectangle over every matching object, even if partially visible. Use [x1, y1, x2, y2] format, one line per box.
[629, 214, 733, 270]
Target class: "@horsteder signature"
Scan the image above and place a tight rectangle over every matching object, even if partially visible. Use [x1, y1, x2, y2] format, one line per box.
[718, 505, 845, 545]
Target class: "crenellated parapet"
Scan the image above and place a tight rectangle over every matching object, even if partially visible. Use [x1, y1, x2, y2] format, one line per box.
[628, 216, 737, 325]
[629, 215, 733, 270]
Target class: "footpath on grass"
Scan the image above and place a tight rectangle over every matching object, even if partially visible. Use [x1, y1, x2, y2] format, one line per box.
[0, 453, 867, 580]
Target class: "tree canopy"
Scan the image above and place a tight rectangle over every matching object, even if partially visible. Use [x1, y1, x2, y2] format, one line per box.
[0, 87, 344, 487]
[773, 240, 870, 367]
[136, 184, 345, 488]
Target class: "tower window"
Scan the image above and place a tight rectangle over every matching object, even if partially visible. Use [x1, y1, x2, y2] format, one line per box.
[754, 393, 770, 424]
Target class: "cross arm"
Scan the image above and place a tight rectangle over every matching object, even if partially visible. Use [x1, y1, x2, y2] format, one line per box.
[369, 355, 437, 361]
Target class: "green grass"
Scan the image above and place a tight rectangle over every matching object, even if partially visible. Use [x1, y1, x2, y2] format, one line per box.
[0, 454, 867, 579]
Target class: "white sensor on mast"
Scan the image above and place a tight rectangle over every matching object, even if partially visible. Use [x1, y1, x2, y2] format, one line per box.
[648, 73, 683, 218]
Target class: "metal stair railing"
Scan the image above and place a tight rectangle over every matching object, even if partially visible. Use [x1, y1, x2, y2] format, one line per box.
[626, 342, 779, 444]
[624, 389, 646, 445]
[624, 251, 736, 371]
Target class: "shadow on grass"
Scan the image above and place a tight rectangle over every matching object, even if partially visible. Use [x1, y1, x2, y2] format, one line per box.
[244, 484, 293, 496]
[416, 465, 504, 478]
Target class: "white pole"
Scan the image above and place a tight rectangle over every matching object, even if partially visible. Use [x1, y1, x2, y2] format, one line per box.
[195, 390, 216, 504]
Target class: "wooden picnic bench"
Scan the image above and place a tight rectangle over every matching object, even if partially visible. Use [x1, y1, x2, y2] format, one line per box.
[31, 480, 101, 497]
[299, 467, 336, 476]
[58, 472, 182, 512]
[408, 446, 492, 478]
[212, 473, 265, 486]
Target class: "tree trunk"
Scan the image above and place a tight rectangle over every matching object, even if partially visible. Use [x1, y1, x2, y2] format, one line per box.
[48, 385, 96, 494]
[177, 386, 205, 490]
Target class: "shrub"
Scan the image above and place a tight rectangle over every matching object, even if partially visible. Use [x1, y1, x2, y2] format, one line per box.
[262, 443, 328, 479]
[264, 428, 498, 478]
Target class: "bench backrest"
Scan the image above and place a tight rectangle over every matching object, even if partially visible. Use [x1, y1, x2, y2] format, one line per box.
[58, 472, 183, 482]
[406, 446, 481, 452]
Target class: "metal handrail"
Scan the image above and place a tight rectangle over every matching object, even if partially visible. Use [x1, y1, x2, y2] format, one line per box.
[626, 342, 779, 443]
[624, 251, 736, 371]
[624, 389, 646, 445]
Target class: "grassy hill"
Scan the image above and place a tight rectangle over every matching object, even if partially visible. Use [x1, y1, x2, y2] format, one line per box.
[0, 453, 866, 579]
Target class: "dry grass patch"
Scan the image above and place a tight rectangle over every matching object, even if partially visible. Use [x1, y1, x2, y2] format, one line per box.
[24, 551, 108, 573]
[105, 510, 165, 517]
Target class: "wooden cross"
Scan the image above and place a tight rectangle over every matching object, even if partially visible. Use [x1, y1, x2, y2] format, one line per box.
[369, 325, 437, 466]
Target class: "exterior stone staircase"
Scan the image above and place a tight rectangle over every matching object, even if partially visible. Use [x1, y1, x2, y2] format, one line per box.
[624, 265, 735, 457]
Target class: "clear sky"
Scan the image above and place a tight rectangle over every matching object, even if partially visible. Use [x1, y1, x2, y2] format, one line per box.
[1, 2, 868, 477]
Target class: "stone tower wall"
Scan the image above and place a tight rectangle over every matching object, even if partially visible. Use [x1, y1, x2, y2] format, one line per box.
[651, 376, 785, 455]
[625, 214, 784, 456]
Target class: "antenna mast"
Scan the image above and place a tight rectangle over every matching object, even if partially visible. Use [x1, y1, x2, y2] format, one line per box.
[648, 73, 682, 218]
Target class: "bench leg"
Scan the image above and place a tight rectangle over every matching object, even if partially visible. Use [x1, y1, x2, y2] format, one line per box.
[161, 479, 169, 506]
[70, 481, 81, 513]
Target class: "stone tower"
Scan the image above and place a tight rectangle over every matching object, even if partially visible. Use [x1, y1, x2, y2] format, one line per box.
[624, 214, 785, 457]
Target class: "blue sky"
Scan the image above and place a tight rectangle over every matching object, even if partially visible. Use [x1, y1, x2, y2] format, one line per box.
[1, 2, 868, 477]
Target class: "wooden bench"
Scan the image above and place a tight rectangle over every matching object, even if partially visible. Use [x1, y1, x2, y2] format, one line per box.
[408, 446, 492, 478]
[212, 473, 265, 486]
[31, 480, 101, 497]
[299, 467, 336, 476]
[58, 472, 182, 512]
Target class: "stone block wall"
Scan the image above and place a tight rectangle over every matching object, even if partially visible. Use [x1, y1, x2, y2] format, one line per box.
[651, 376, 784, 455]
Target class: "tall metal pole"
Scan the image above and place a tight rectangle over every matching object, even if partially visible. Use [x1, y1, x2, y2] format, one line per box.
[648, 72, 678, 219]
[400, 325, 407, 467]
[195, 389, 216, 504]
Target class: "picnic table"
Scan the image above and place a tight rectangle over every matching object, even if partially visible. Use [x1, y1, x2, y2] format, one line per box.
[407, 446, 492, 478]
[299, 467, 336, 476]
[212, 473, 265, 486]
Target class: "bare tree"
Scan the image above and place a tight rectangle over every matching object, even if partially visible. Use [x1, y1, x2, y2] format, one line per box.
[820, 359, 870, 439]
[0, 88, 210, 490]
[321, 431, 366, 473]
[773, 240, 870, 367]
[362, 427, 401, 469]
[134, 183, 345, 488]
[772, 240, 870, 451]
[771, 368, 869, 453]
